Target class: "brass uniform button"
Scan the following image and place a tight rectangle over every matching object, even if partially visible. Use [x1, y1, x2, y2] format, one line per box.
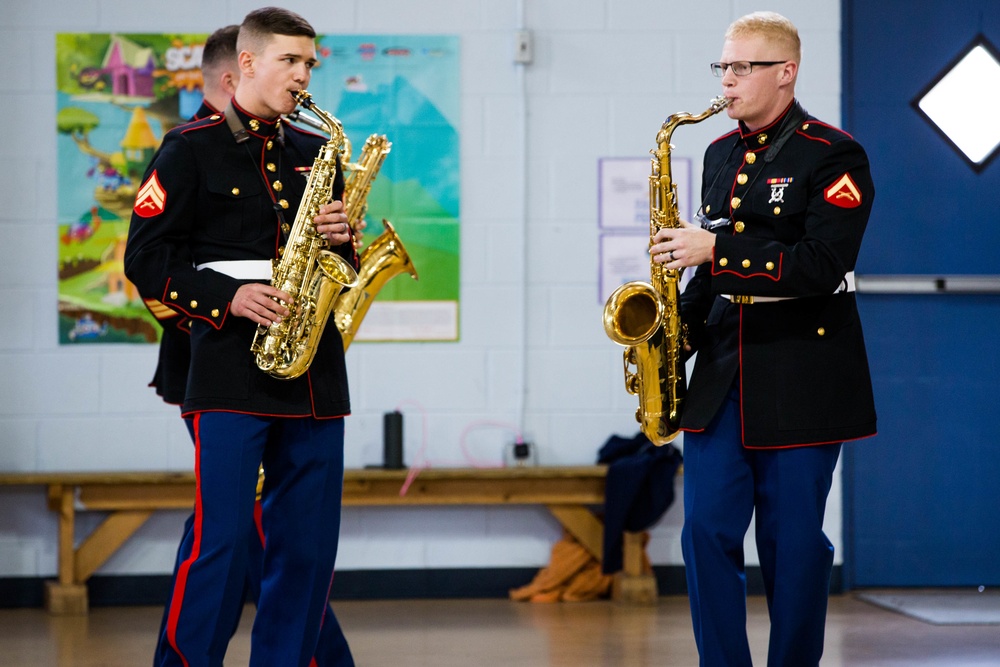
[231, 187, 240, 196]
[731, 197, 741, 209]
[766, 261, 775, 271]
[249, 119, 260, 131]
[281, 223, 291, 234]
[266, 162, 276, 172]
[742, 259, 751, 268]
[734, 221, 745, 233]
[170, 291, 178, 300]
[279, 199, 289, 209]
[266, 140, 274, 150]
[211, 309, 220, 318]
[737, 173, 748, 185]
[745, 152, 756, 164]
[273, 180, 282, 192]
[190, 300, 198, 309]
[705, 204, 712, 213]
[278, 245, 285, 256]
[773, 206, 781, 215]
[802, 123, 810, 130]
[817, 327, 826, 336]
[758, 134, 767, 144]
[719, 258, 729, 267]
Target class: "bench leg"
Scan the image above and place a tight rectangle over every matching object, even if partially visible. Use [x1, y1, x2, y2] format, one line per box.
[44, 581, 88, 615]
[613, 531, 658, 605]
[43, 485, 88, 614]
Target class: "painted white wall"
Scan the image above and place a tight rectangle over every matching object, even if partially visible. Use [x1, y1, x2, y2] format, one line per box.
[0, 0, 844, 579]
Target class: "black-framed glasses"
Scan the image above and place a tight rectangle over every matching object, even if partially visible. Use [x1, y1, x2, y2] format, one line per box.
[710, 61, 786, 77]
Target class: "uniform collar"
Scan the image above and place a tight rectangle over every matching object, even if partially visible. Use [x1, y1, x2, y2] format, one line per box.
[738, 99, 797, 149]
[230, 100, 282, 139]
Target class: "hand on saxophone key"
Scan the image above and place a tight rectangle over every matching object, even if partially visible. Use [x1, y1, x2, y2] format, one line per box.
[650, 219, 718, 268]
[314, 201, 352, 246]
[233, 283, 293, 326]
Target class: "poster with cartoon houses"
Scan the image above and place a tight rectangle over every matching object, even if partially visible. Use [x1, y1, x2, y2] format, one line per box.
[56, 33, 460, 345]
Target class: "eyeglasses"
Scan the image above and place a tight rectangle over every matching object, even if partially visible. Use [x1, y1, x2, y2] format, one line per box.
[710, 61, 786, 77]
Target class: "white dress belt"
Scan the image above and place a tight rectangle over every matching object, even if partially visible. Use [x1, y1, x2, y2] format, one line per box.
[196, 260, 273, 280]
[723, 271, 855, 304]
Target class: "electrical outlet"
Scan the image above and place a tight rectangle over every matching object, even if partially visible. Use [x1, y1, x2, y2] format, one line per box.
[514, 30, 533, 65]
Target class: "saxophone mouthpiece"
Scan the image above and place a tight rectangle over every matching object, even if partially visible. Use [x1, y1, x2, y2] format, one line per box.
[291, 89, 313, 108]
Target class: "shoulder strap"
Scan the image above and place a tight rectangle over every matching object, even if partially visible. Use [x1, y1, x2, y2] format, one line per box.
[224, 100, 250, 144]
[763, 101, 808, 163]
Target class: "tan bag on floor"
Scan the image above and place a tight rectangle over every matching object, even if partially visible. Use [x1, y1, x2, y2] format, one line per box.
[509, 532, 612, 603]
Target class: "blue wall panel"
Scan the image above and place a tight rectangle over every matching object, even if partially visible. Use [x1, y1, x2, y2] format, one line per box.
[844, 0, 1000, 587]
[845, 0, 1000, 275]
[847, 296, 1000, 585]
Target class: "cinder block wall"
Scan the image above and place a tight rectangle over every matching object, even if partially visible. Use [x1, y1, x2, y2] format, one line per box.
[0, 0, 843, 578]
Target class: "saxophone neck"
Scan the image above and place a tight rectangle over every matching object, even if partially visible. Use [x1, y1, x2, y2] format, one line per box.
[291, 90, 345, 151]
[655, 95, 732, 147]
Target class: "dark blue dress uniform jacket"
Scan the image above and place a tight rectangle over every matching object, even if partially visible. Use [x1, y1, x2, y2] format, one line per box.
[680, 101, 877, 448]
[125, 101, 356, 418]
[146, 102, 216, 406]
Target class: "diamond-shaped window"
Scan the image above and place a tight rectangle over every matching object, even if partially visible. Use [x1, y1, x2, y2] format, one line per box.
[912, 35, 1000, 172]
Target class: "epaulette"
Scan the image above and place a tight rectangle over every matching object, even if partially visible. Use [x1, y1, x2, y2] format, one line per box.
[795, 119, 854, 144]
[710, 128, 741, 145]
[177, 113, 227, 135]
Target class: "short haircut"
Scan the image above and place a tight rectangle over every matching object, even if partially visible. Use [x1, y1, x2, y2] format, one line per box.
[726, 11, 801, 64]
[237, 6, 316, 54]
[201, 24, 239, 74]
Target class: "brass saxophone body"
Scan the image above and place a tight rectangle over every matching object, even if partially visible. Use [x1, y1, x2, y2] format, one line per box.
[332, 134, 419, 350]
[603, 95, 731, 445]
[250, 90, 359, 379]
[335, 219, 418, 350]
[343, 134, 392, 230]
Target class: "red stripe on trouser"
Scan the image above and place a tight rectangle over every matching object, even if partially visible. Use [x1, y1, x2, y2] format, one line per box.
[165, 412, 204, 667]
[254, 499, 265, 548]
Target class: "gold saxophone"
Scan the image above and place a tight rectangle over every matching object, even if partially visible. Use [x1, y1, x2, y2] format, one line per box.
[332, 134, 419, 350]
[250, 90, 359, 379]
[603, 95, 730, 445]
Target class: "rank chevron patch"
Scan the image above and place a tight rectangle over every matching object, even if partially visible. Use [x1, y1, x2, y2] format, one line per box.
[824, 172, 862, 209]
[134, 170, 167, 218]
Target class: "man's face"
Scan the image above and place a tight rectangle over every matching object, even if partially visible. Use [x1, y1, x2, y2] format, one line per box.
[718, 34, 793, 131]
[240, 33, 317, 118]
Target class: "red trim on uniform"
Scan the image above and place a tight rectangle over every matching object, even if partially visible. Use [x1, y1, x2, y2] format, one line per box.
[800, 120, 853, 140]
[253, 499, 266, 548]
[742, 431, 878, 450]
[159, 278, 230, 330]
[710, 128, 741, 145]
[166, 412, 205, 667]
[796, 130, 831, 146]
[178, 407, 350, 420]
[179, 115, 225, 134]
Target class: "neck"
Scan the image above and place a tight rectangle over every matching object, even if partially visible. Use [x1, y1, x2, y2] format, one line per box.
[233, 91, 279, 122]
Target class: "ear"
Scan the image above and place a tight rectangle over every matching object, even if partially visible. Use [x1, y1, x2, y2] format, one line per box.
[780, 60, 798, 85]
[220, 70, 238, 96]
[238, 50, 254, 77]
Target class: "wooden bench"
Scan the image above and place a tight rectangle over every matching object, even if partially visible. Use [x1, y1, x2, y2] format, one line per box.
[0, 466, 657, 614]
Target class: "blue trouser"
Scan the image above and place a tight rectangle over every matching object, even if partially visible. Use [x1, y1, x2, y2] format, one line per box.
[681, 389, 841, 667]
[158, 413, 349, 667]
[155, 417, 353, 667]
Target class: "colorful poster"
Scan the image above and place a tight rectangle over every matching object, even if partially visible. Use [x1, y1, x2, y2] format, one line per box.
[55, 33, 460, 344]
